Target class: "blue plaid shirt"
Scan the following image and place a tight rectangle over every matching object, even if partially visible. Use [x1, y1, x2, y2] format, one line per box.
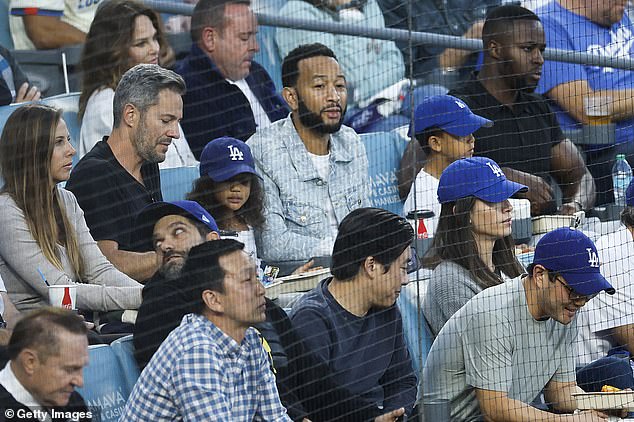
[120, 313, 291, 421]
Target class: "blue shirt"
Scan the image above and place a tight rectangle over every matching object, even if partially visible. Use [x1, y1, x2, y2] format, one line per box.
[120, 313, 291, 422]
[536, 1, 634, 145]
[247, 115, 371, 262]
[290, 278, 418, 416]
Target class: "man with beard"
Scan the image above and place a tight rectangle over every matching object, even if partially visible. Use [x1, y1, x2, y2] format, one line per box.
[176, 0, 288, 158]
[400, 5, 594, 216]
[66, 64, 186, 282]
[247, 43, 371, 263]
[536, 0, 634, 206]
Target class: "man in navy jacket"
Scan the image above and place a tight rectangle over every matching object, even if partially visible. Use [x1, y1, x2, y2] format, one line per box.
[175, 0, 288, 158]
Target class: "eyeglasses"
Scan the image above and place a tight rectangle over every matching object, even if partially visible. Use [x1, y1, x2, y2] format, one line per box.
[554, 276, 597, 302]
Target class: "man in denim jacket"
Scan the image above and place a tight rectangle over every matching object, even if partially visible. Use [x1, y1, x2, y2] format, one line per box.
[248, 43, 371, 263]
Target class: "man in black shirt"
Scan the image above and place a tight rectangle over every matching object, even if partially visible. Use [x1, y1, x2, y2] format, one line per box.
[66, 64, 186, 282]
[399, 5, 595, 216]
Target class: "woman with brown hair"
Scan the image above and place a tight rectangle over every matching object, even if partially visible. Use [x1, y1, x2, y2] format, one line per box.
[78, 0, 195, 167]
[422, 157, 527, 335]
[0, 104, 142, 311]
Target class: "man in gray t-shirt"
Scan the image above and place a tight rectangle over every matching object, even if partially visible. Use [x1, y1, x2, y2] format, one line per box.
[423, 228, 615, 421]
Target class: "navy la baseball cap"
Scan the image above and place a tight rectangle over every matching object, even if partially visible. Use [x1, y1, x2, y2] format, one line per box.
[437, 157, 528, 204]
[408, 94, 493, 137]
[627, 179, 634, 206]
[134, 200, 219, 250]
[199, 136, 261, 182]
[531, 227, 614, 296]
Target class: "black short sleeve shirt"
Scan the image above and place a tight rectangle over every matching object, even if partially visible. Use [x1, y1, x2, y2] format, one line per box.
[66, 138, 162, 251]
[449, 75, 565, 180]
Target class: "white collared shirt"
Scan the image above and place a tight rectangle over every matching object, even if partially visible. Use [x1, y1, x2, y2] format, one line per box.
[0, 363, 50, 421]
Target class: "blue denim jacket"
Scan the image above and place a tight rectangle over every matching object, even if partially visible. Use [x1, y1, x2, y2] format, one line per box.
[248, 115, 371, 262]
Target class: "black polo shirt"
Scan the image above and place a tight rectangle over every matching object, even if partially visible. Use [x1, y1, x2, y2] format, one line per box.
[449, 75, 564, 180]
[66, 138, 162, 252]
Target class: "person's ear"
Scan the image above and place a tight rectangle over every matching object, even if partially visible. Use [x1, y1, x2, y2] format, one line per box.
[282, 87, 299, 111]
[17, 348, 39, 376]
[363, 256, 376, 278]
[201, 26, 217, 53]
[532, 265, 548, 288]
[488, 39, 503, 61]
[207, 231, 221, 241]
[428, 134, 443, 153]
[202, 289, 223, 314]
[122, 103, 138, 128]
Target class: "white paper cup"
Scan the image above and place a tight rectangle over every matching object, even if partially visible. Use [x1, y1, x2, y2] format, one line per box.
[48, 285, 77, 310]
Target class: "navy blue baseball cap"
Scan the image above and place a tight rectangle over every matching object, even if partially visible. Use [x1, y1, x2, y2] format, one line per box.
[408, 94, 493, 137]
[531, 227, 614, 296]
[134, 200, 219, 250]
[627, 178, 634, 206]
[199, 137, 261, 182]
[437, 157, 528, 204]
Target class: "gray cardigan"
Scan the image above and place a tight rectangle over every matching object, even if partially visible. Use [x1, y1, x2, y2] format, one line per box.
[0, 188, 142, 311]
[422, 260, 484, 337]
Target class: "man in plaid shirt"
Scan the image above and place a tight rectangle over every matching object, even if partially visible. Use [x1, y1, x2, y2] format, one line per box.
[120, 240, 291, 421]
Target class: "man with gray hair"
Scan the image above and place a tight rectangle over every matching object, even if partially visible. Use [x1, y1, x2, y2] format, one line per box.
[67, 64, 186, 282]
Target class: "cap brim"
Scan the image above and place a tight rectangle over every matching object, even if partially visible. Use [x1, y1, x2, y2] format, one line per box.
[473, 179, 528, 203]
[443, 114, 493, 137]
[206, 165, 262, 182]
[563, 270, 615, 296]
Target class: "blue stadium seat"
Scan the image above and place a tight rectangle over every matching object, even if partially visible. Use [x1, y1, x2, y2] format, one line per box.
[0, 0, 12, 49]
[42, 92, 81, 163]
[359, 131, 407, 216]
[397, 280, 434, 374]
[76, 344, 130, 422]
[110, 335, 141, 395]
[160, 165, 200, 202]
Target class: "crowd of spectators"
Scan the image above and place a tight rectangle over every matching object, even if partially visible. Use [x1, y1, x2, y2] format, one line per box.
[0, 0, 633, 420]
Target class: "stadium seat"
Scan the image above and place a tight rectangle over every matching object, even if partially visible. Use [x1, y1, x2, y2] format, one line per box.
[398, 280, 434, 375]
[0, 0, 12, 49]
[110, 335, 141, 395]
[42, 92, 81, 162]
[160, 165, 199, 202]
[76, 344, 130, 422]
[359, 131, 407, 216]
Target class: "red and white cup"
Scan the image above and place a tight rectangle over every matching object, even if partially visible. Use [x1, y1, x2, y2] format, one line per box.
[48, 285, 77, 310]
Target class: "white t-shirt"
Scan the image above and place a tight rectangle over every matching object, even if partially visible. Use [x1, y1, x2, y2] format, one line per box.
[403, 169, 441, 237]
[307, 152, 338, 255]
[9, 0, 99, 50]
[0, 274, 5, 318]
[79, 88, 197, 169]
[576, 227, 634, 364]
[226, 78, 272, 131]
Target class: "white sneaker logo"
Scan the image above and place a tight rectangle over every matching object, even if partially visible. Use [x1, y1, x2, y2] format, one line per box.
[228, 145, 244, 161]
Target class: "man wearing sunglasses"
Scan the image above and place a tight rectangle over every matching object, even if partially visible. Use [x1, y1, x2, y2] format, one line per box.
[423, 227, 615, 421]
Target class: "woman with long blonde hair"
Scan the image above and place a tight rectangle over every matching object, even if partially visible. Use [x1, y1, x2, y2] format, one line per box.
[0, 104, 142, 311]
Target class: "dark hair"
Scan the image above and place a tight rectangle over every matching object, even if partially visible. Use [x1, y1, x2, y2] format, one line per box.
[191, 0, 251, 44]
[180, 239, 245, 314]
[423, 197, 524, 289]
[7, 307, 88, 362]
[186, 173, 265, 230]
[331, 207, 414, 281]
[415, 126, 445, 156]
[621, 206, 634, 229]
[482, 4, 541, 49]
[79, 0, 169, 119]
[281, 43, 338, 88]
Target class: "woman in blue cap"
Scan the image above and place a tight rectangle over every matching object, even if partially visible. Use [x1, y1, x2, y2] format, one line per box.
[422, 156, 528, 336]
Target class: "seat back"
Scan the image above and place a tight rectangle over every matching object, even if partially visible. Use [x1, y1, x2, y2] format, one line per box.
[76, 345, 130, 422]
[160, 165, 200, 202]
[359, 131, 407, 216]
[110, 335, 141, 395]
[0, 0, 12, 49]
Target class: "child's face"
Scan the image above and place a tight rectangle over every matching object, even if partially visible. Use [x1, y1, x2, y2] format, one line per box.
[214, 174, 252, 212]
[436, 131, 475, 161]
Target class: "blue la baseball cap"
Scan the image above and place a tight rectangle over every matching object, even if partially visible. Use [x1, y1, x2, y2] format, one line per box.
[199, 137, 261, 182]
[408, 94, 493, 138]
[627, 179, 634, 206]
[437, 157, 528, 204]
[134, 200, 219, 250]
[531, 227, 614, 296]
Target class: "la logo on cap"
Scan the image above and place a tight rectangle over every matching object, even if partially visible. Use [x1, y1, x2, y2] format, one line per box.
[228, 145, 244, 161]
[587, 248, 599, 268]
[202, 214, 211, 224]
[455, 100, 466, 109]
[485, 161, 505, 178]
